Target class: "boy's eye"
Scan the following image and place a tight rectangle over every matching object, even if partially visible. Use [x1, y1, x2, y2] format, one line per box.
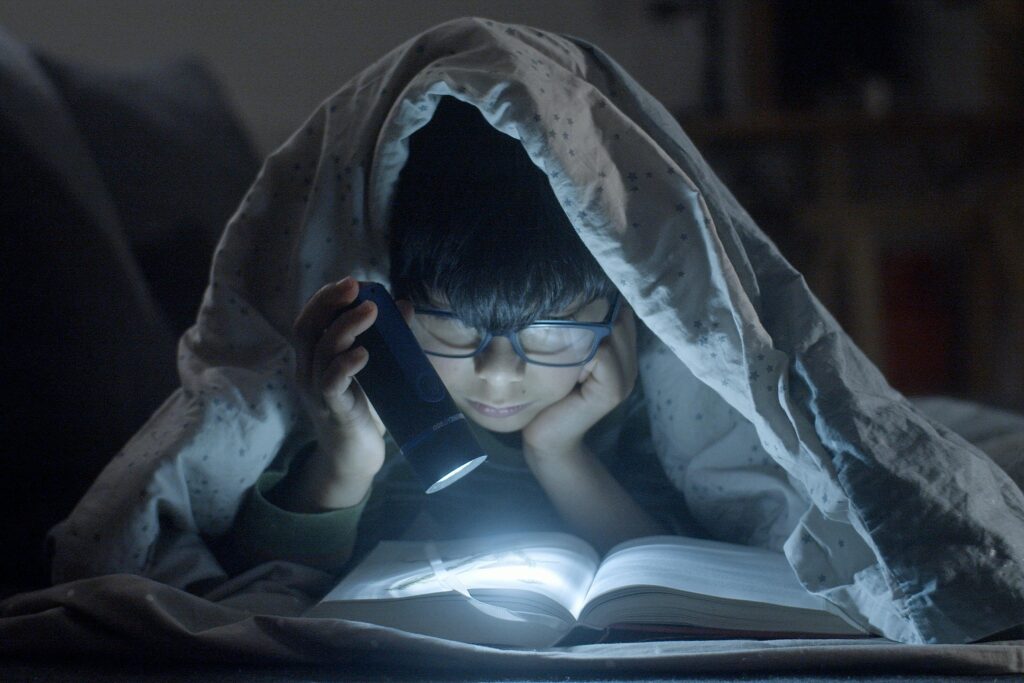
[415, 315, 480, 348]
[519, 325, 596, 355]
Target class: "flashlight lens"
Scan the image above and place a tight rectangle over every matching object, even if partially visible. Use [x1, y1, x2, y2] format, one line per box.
[425, 455, 488, 494]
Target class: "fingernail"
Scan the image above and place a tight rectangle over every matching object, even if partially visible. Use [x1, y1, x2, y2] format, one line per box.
[338, 276, 353, 287]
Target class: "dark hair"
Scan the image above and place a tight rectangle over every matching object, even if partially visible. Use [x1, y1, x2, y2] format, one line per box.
[388, 97, 615, 334]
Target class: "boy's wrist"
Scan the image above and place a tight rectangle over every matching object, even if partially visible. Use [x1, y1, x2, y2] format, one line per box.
[267, 444, 376, 512]
[315, 427, 385, 476]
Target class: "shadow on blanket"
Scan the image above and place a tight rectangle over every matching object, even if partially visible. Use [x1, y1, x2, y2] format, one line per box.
[0, 28, 259, 594]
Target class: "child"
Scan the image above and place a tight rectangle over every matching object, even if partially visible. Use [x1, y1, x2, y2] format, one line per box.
[219, 98, 693, 573]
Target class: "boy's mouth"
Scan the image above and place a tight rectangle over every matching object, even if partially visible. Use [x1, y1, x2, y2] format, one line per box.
[466, 400, 533, 418]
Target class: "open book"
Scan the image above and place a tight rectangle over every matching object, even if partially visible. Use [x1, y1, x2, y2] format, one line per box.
[305, 532, 870, 647]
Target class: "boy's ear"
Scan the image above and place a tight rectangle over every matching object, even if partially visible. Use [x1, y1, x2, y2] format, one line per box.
[395, 299, 415, 326]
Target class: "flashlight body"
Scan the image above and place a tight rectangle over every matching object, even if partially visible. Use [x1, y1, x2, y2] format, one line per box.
[341, 282, 486, 493]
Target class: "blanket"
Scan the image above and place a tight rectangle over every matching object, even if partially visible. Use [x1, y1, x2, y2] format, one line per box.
[1, 573, 1022, 675]
[29, 16, 1024, 659]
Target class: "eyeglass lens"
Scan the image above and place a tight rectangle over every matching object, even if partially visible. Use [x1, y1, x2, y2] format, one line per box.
[410, 315, 598, 364]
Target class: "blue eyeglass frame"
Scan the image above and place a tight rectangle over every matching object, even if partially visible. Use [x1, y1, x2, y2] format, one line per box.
[412, 292, 622, 367]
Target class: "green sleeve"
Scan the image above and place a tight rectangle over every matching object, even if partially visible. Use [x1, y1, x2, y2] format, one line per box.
[217, 468, 370, 574]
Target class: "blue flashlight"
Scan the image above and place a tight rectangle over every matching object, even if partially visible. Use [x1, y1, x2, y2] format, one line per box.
[341, 282, 487, 493]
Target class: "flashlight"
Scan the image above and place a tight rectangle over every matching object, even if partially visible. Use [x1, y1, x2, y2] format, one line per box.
[341, 282, 487, 493]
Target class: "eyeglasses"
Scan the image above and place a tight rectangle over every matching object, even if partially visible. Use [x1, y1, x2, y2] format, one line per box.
[410, 292, 621, 367]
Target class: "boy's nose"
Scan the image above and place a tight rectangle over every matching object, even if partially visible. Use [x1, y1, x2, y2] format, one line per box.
[473, 337, 525, 383]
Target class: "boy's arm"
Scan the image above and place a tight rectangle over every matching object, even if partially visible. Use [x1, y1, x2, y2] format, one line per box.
[214, 450, 370, 574]
[214, 440, 387, 574]
[215, 274, 391, 574]
[521, 299, 661, 552]
[524, 440, 665, 555]
[217, 274, 388, 573]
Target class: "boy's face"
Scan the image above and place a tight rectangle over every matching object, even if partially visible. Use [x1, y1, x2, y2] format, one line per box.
[397, 294, 611, 433]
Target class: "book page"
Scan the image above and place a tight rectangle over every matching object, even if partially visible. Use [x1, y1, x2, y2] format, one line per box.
[317, 531, 600, 617]
[586, 535, 829, 611]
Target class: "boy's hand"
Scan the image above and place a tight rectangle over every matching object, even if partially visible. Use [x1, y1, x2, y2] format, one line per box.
[522, 299, 637, 457]
[292, 277, 387, 487]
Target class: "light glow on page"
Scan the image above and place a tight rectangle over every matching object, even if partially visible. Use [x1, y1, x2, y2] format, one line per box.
[389, 549, 568, 593]
[382, 544, 596, 616]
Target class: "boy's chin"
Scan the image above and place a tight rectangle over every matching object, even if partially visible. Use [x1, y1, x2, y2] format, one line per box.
[477, 420, 523, 434]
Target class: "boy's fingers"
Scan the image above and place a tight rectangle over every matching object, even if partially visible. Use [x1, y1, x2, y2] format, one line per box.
[612, 302, 637, 360]
[312, 301, 378, 383]
[294, 277, 360, 346]
[581, 295, 632, 380]
[320, 346, 369, 408]
[592, 302, 637, 396]
[294, 277, 359, 384]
